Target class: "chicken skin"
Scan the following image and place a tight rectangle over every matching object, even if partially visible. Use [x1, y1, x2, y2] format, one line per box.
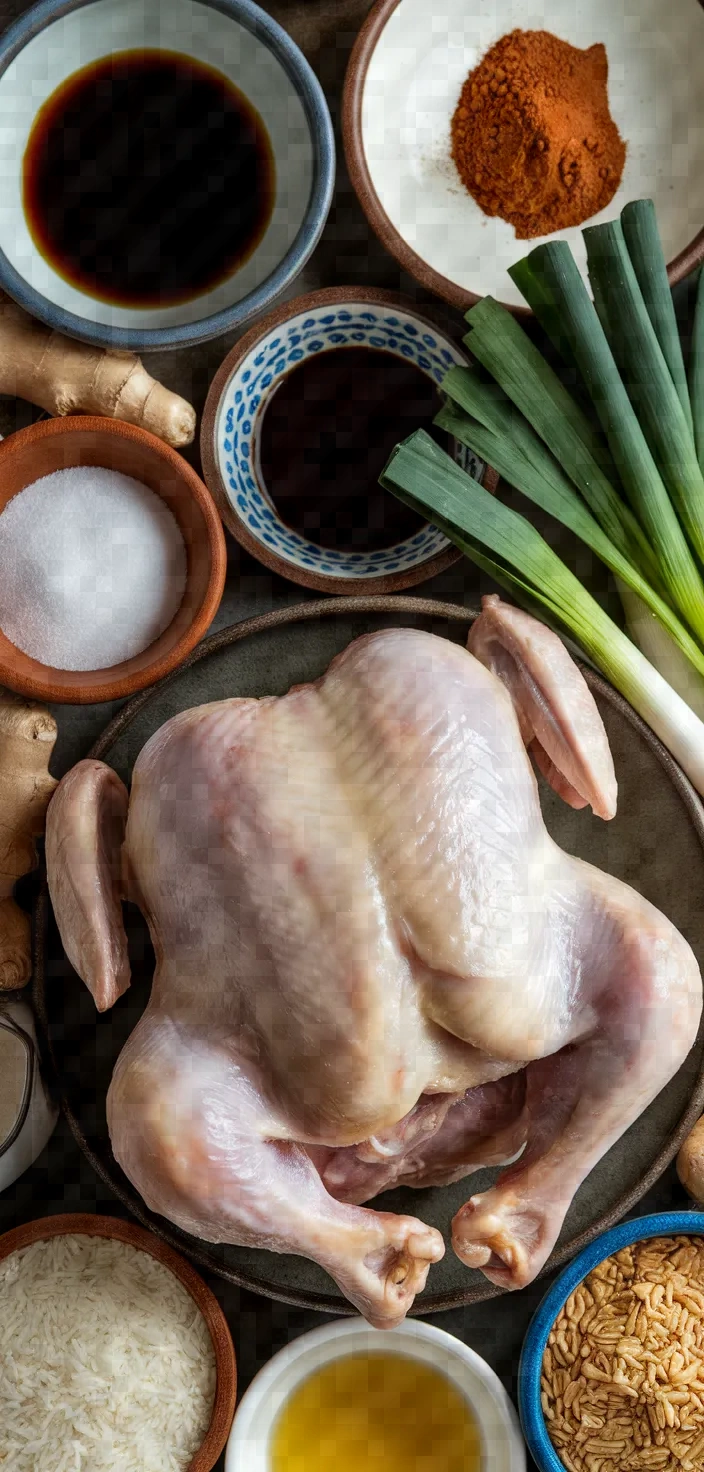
[46, 597, 701, 1326]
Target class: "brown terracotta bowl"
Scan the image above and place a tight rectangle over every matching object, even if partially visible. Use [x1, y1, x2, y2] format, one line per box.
[201, 285, 497, 595]
[343, 0, 704, 316]
[0, 417, 227, 703]
[0, 1213, 237, 1471]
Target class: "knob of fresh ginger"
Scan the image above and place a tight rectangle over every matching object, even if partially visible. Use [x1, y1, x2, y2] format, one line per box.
[0, 689, 58, 989]
[0, 294, 196, 448]
[677, 1115, 704, 1203]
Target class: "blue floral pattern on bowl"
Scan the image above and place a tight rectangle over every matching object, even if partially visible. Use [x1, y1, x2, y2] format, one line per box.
[215, 301, 486, 580]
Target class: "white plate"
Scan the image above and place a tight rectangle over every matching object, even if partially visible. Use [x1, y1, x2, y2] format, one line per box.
[360, 0, 704, 308]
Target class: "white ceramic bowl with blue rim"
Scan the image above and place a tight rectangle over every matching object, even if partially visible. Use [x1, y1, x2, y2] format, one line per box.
[0, 0, 335, 351]
[201, 286, 496, 594]
[518, 1211, 704, 1472]
[225, 1316, 525, 1470]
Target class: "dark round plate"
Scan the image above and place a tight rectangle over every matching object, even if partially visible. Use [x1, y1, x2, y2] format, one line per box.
[33, 596, 704, 1315]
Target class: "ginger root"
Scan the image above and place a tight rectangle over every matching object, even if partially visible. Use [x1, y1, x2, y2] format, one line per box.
[0, 294, 196, 448]
[678, 1114, 704, 1204]
[0, 689, 57, 990]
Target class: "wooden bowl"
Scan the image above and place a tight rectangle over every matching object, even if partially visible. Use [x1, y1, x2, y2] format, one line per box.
[0, 417, 227, 703]
[0, 1212, 237, 1472]
[201, 285, 498, 595]
[343, 0, 704, 316]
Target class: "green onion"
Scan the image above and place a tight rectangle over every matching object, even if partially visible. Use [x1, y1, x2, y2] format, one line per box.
[436, 396, 634, 575]
[507, 239, 704, 641]
[394, 431, 570, 632]
[692, 267, 704, 474]
[620, 199, 693, 434]
[436, 394, 704, 676]
[381, 430, 605, 637]
[583, 218, 704, 567]
[461, 299, 655, 579]
[441, 364, 661, 585]
[618, 583, 704, 722]
[380, 431, 704, 797]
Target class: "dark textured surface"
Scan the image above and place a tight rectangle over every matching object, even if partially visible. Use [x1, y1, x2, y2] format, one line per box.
[0, 4, 701, 1470]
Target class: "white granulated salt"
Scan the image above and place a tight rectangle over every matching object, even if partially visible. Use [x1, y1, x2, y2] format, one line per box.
[0, 466, 188, 671]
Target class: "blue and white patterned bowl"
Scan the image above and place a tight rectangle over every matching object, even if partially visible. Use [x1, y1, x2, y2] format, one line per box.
[201, 288, 492, 593]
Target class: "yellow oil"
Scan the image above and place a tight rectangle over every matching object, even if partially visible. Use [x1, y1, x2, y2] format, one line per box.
[269, 1351, 482, 1471]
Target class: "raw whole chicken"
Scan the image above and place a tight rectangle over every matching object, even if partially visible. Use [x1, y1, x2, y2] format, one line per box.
[46, 596, 702, 1327]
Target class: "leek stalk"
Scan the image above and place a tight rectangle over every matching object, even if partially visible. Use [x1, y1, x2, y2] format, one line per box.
[507, 241, 704, 641]
[583, 218, 704, 566]
[436, 395, 704, 677]
[692, 267, 704, 474]
[441, 364, 663, 590]
[618, 583, 704, 721]
[620, 199, 693, 433]
[462, 299, 656, 580]
[380, 431, 704, 798]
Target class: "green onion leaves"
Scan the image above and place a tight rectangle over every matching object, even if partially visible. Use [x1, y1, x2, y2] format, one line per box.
[377, 198, 704, 796]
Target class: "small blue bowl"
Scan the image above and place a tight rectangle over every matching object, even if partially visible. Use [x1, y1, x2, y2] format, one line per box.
[0, 0, 335, 351]
[519, 1210, 704, 1472]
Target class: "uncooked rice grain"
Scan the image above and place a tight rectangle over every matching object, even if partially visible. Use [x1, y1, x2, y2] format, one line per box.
[542, 1236, 704, 1472]
[0, 1234, 217, 1471]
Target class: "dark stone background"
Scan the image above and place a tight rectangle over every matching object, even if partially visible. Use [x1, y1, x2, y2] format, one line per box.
[0, 2, 698, 1467]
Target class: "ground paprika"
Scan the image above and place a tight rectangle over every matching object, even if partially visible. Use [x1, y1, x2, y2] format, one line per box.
[450, 30, 626, 239]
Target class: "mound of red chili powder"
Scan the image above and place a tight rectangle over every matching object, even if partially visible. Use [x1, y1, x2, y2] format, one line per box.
[451, 30, 626, 239]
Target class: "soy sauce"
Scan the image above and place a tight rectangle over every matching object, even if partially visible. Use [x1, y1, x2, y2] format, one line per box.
[259, 347, 444, 552]
[23, 50, 275, 308]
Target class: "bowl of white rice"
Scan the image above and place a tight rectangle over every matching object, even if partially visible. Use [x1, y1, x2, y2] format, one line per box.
[0, 1212, 237, 1472]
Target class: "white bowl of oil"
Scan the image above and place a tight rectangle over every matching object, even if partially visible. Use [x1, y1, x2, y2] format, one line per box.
[225, 1316, 525, 1472]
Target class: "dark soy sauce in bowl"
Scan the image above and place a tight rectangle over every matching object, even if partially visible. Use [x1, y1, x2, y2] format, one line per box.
[258, 347, 445, 552]
[22, 50, 275, 308]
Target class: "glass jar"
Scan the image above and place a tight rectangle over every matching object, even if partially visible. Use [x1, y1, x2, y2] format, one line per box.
[0, 997, 58, 1191]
